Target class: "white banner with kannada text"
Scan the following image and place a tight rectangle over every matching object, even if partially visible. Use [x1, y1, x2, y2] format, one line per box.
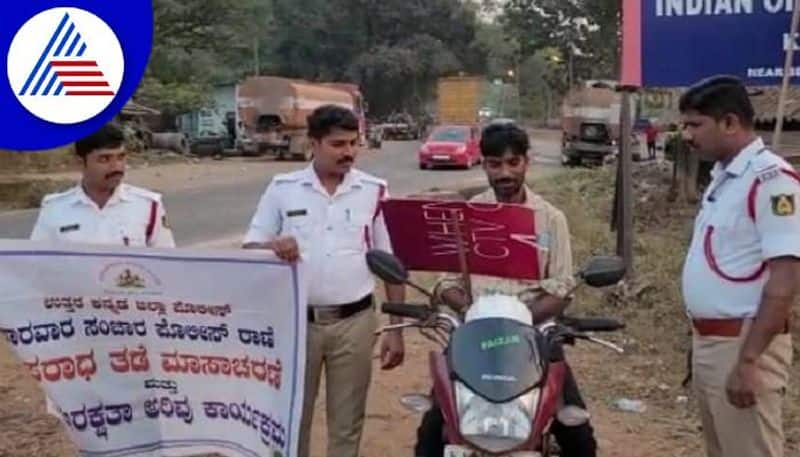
[0, 240, 306, 457]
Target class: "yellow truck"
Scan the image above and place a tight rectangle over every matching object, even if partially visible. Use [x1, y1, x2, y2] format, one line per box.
[436, 76, 486, 126]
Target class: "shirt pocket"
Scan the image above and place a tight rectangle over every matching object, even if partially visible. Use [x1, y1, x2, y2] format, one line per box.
[116, 217, 148, 246]
[337, 209, 370, 254]
[283, 212, 315, 242]
[707, 205, 759, 262]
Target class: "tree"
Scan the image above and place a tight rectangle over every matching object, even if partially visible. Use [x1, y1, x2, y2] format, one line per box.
[270, 0, 488, 117]
[141, 0, 489, 118]
[138, 0, 275, 115]
[500, 0, 621, 88]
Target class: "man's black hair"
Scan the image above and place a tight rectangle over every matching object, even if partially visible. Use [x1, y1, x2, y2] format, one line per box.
[679, 75, 755, 127]
[307, 105, 359, 140]
[480, 122, 529, 157]
[75, 123, 125, 158]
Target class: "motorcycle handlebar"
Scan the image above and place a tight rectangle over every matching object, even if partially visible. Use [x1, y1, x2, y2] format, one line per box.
[563, 317, 625, 333]
[381, 302, 433, 320]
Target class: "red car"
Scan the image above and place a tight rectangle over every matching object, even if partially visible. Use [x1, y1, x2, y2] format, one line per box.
[418, 124, 481, 170]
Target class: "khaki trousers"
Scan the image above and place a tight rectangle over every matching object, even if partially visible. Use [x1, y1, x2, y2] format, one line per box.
[297, 308, 377, 457]
[692, 321, 792, 457]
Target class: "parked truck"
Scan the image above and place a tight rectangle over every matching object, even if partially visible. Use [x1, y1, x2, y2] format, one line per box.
[436, 76, 487, 125]
[560, 82, 639, 167]
[176, 83, 236, 156]
[379, 112, 420, 141]
[319, 82, 382, 148]
[235, 76, 365, 160]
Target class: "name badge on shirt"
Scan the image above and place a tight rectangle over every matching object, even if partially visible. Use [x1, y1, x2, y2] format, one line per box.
[59, 223, 80, 233]
[287, 209, 307, 217]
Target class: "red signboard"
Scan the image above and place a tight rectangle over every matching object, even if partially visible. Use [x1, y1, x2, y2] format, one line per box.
[381, 198, 541, 280]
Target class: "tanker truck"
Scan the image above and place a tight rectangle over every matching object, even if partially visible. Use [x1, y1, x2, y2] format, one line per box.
[236, 76, 361, 160]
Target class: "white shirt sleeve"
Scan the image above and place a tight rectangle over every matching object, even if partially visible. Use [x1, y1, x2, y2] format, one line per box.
[371, 186, 394, 254]
[148, 200, 176, 248]
[755, 173, 800, 260]
[244, 182, 283, 244]
[30, 204, 53, 241]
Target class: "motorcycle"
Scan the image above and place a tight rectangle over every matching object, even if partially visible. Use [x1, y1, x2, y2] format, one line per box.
[365, 249, 627, 457]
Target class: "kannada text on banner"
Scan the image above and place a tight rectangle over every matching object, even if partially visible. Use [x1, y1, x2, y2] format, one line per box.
[0, 241, 306, 457]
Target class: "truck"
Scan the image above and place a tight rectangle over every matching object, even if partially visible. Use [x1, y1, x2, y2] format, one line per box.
[318, 82, 367, 141]
[319, 82, 382, 148]
[436, 76, 487, 126]
[235, 76, 365, 160]
[560, 82, 639, 167]
[379, 112, 420, 141]
[176, 83, 236, 156]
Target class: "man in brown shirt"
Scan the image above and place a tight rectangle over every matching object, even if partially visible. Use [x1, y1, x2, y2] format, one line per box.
[432, 185, 575, 314]
[414, 122, 597, 457]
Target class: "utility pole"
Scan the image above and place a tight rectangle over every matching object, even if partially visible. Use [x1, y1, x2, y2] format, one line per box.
[516, 59, 522, 121]
[254, 36, 260, 76]
[616, 86, 636, 276]
[568, 51, 574, 90]
[543, 83, 552, 125]
[774, 0, 800, 150]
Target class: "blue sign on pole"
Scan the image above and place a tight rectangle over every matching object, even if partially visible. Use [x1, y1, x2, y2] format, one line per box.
[623, 0, 795, 87]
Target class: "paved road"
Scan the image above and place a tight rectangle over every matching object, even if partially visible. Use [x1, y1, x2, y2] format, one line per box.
[0, 137, 562, 247]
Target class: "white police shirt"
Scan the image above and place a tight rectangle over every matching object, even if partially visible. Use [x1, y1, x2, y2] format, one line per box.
[682, 138, 800, 318]
[244, 165, 393, 306]
[30, 183, 175, 248]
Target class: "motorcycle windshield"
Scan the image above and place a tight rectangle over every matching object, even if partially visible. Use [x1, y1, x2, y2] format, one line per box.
[448, 318, 544, 403]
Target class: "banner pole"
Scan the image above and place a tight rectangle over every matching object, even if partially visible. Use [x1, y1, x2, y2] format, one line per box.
[450, 209, 472, 305]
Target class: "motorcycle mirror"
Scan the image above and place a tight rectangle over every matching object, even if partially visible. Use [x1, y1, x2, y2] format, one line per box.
[580, 256, 626, 287]
[399, 393, 432, 414]
[366, 250, 409, 285]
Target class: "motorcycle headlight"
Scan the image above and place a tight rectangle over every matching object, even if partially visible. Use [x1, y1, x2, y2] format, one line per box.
[455, 381, 539, 454]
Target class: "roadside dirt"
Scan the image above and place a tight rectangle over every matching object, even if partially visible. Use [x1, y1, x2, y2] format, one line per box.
[0, 146, 386, 210]
[0, 155, 307, 211]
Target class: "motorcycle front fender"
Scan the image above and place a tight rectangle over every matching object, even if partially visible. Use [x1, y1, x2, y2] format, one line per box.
[527, 360, 567, 449]
[430, 350, 466, 446]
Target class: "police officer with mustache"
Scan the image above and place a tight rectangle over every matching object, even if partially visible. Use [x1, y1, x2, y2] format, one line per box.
[243, 105, 405, 457]
[30, 123, 175, 248]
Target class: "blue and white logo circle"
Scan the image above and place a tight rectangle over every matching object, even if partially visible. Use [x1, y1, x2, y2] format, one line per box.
[7, 7, 125, 125]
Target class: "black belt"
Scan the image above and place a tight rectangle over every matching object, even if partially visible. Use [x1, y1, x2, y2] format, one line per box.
[308, 294, 373, 324]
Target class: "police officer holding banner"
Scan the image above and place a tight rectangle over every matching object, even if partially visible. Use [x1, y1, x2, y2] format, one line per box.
[243, 105, 405, 457]
[680, 75, 799, 457]
[28, 122, 175, 420]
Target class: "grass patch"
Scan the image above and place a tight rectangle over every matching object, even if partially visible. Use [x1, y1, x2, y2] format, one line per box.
[0, 147, 191, 210]
[0, 148, 190, 177]
[0, 179, 74, 210]
[0, 147, 77, 174]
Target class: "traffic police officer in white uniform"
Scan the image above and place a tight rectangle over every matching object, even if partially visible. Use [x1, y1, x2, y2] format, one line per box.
[29, 123, 174, 421]
[31, 123, 174, 248]
[681, 75, 799, 457]
[243, 105, 405, 457]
